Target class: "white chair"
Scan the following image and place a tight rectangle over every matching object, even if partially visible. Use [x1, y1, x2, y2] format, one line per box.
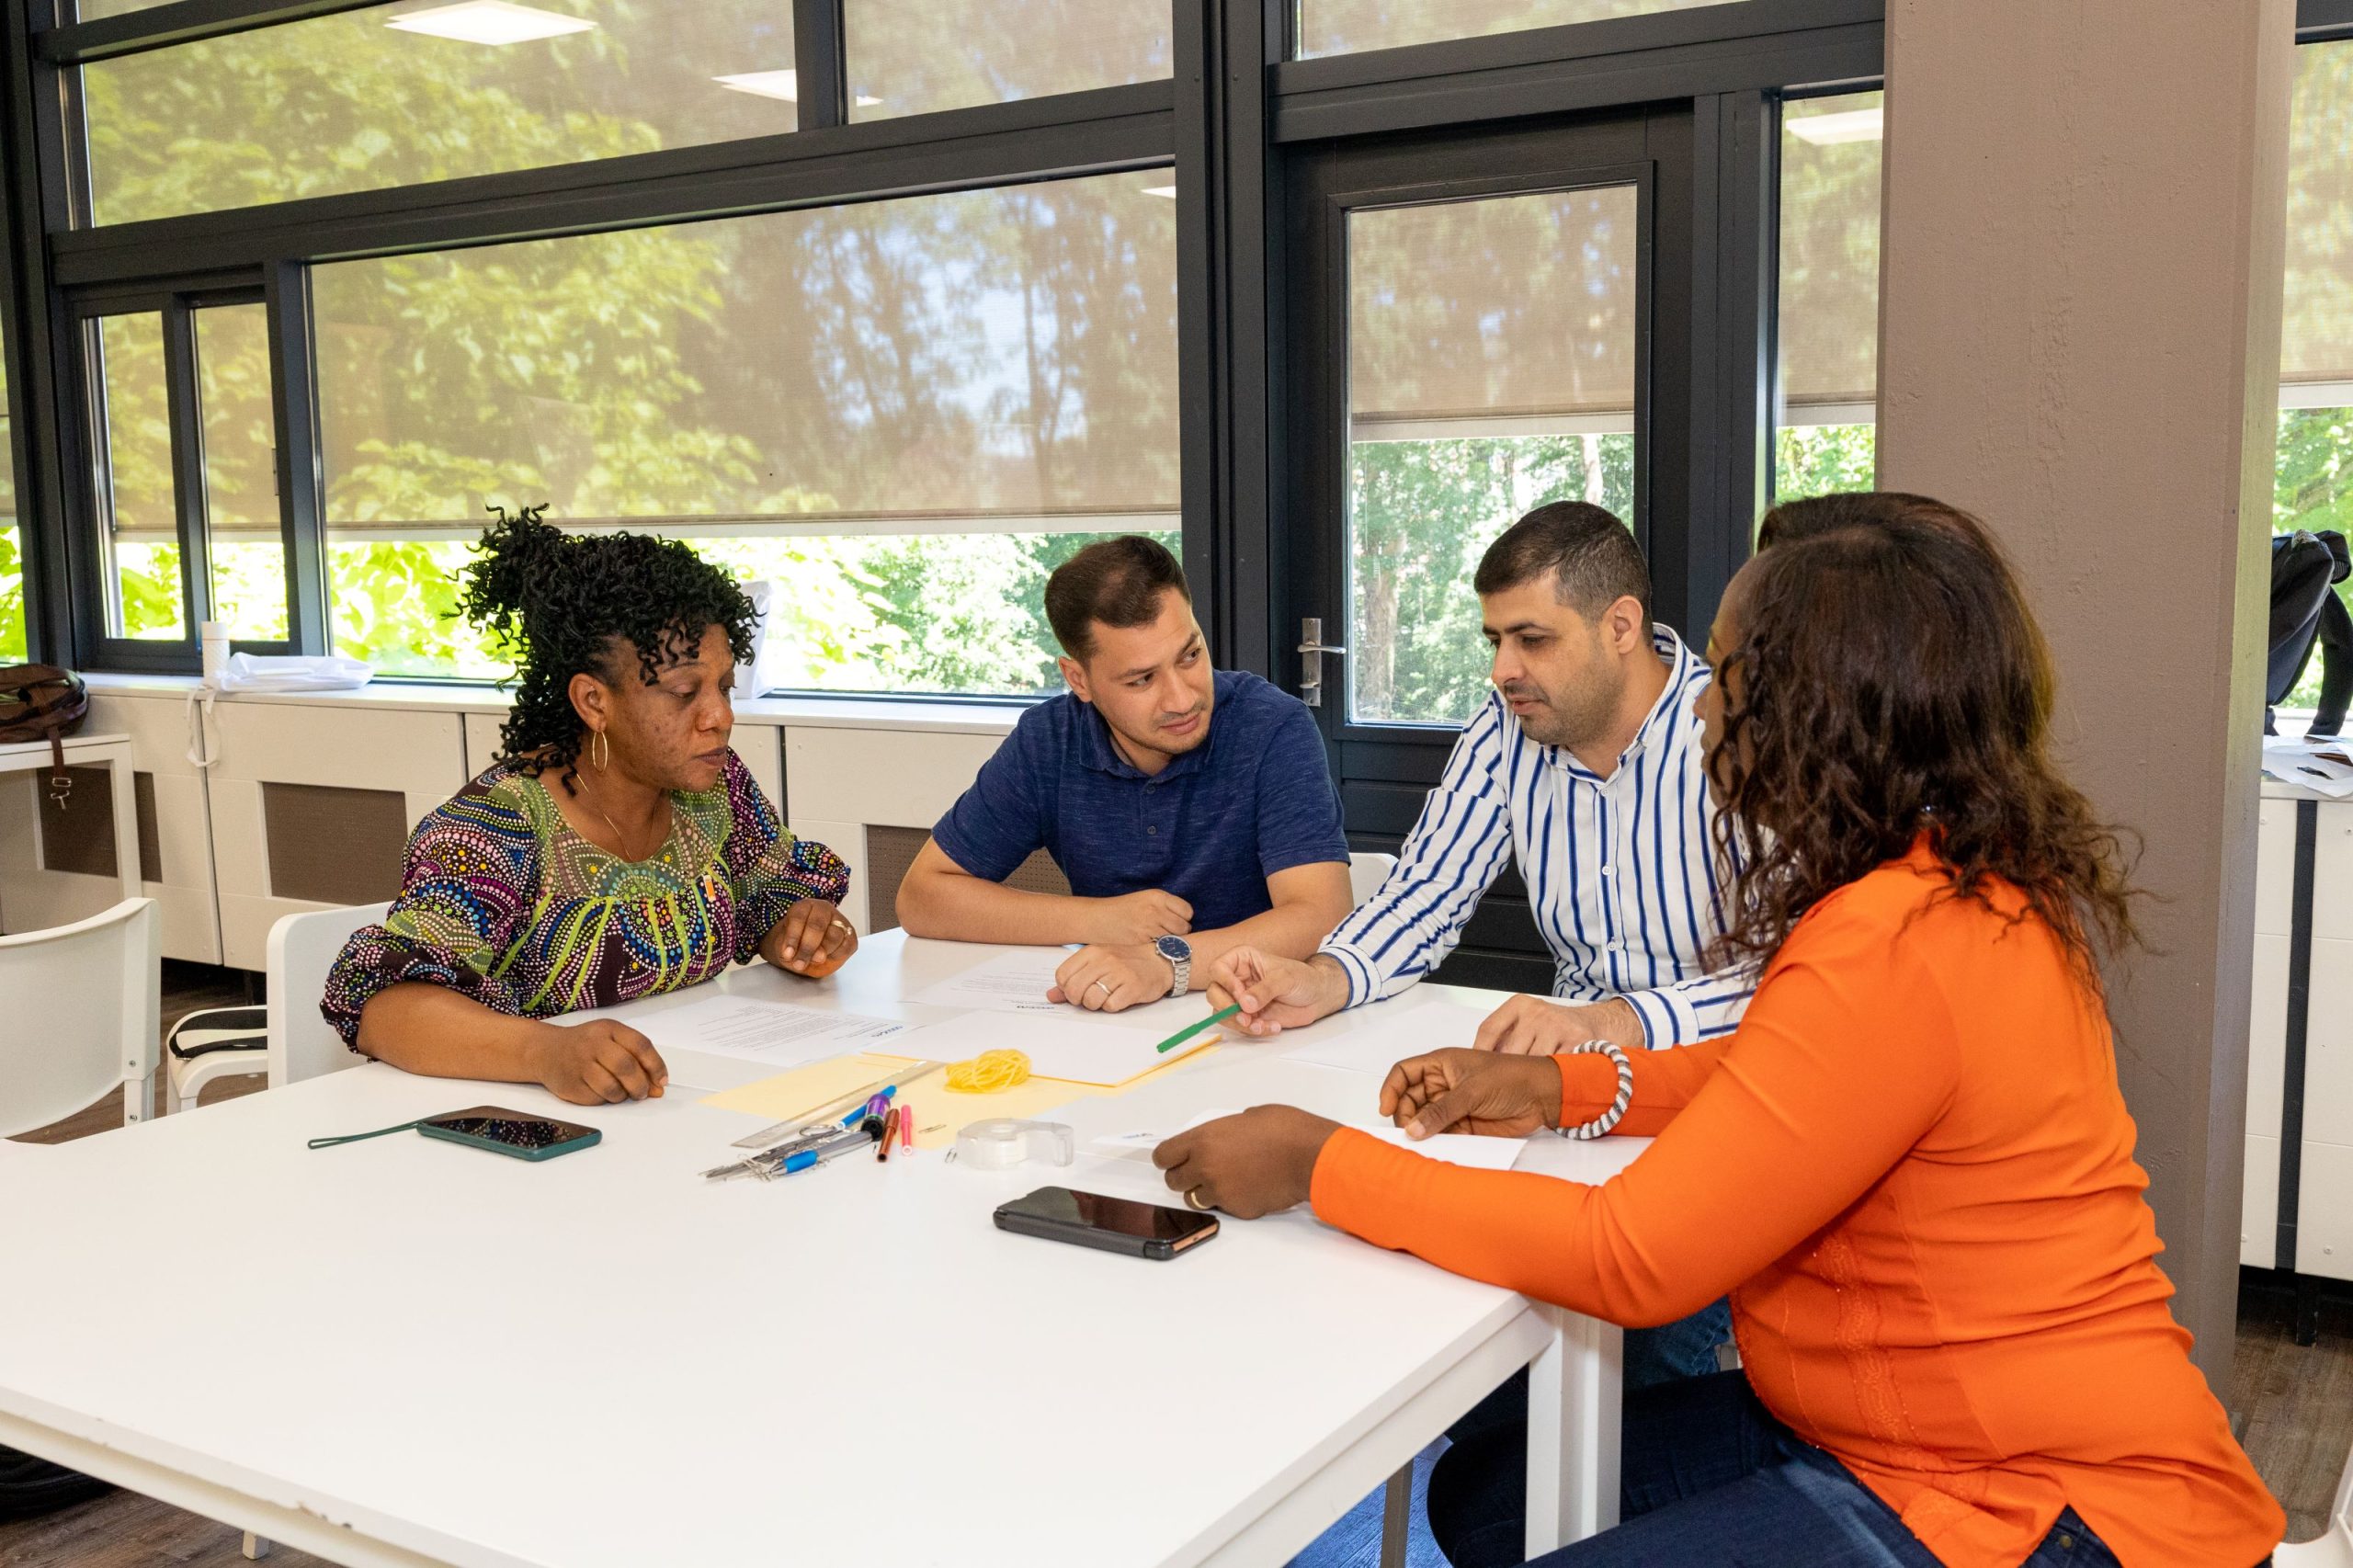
[2279, 1435, 2353, 1564]
[164, 1004, 269, 1114]
[266, 903, 390, 1087]
[0, 898, 161, 1138]
[1348, 850, 1398, 909]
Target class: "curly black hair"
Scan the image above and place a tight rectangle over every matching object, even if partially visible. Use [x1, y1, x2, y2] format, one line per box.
[456, 506, 757, 782]
[1710, 494, 2143, 995]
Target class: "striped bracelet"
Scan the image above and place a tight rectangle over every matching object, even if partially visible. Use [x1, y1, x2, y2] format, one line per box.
[1560, 1039, 1634, 1141]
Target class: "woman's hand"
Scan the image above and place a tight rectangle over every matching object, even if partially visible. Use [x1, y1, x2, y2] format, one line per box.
[527, 1019, 669, 1105]
[768, 899, 858, 978]
[1151, 1105, 1342, 1219]
[1380, 1048, 1563, 1139]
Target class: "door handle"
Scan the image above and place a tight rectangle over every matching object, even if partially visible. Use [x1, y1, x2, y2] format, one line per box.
[1298, 617, 1347, 709]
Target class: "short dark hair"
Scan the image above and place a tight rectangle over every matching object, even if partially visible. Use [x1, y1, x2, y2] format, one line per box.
[1044, 536, 1192, 660]
[1472, 501, 1652, 622]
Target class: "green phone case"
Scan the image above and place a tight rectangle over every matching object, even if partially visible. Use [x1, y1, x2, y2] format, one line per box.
[416, 1119, 601, 1162]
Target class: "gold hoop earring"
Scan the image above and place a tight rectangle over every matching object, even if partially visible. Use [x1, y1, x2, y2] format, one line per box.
[593, 730, 608, 771]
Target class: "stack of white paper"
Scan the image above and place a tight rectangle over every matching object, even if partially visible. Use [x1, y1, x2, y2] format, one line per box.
[631, 994, 912, 1068]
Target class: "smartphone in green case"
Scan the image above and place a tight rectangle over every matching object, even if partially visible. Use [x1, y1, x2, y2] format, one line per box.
[417, 1107, 601, 1162]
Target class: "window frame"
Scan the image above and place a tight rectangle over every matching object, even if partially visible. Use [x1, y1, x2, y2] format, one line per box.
[35, 0, 2341, 693]
[63, 278, 306, 672]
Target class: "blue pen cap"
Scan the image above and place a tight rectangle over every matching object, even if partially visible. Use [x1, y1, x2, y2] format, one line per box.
[841, 1084, 898, 1126]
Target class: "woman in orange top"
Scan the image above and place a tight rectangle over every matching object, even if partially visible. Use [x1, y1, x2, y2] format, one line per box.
[1155, 494, 2283, 1567]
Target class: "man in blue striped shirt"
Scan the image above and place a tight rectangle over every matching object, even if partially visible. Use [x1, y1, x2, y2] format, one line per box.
[1208, 500, 1747, 1382]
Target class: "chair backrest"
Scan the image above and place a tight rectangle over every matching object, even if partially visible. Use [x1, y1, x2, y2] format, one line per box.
[0, 899, 159, 1139]
[267, 903, 390, 1087]
[1347, 851, 1398, 909]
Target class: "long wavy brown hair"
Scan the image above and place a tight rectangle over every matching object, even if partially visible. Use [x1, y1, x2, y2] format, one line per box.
[1710, 493, 2143, 994]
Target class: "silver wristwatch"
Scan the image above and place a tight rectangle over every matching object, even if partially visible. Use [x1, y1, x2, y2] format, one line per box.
[1153, 934, 1193, 998]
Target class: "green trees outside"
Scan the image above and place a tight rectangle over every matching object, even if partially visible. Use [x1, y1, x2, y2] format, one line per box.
[76, 3, 1181, 694]
[1774, 422, 1876, 503]
[1349, 434, 1633, 725]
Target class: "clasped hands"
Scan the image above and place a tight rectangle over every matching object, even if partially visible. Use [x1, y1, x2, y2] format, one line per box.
[1045, 889, 1192, 1012]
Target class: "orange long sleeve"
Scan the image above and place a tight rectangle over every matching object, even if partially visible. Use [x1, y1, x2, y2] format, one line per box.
[1309, 846, 2282, 1568]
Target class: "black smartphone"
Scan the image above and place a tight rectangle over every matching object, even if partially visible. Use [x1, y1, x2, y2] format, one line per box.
[417, 1107, 602, 1162]
[994, 1185, 1219, 1261]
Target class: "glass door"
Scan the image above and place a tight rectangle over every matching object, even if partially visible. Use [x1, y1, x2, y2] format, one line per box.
[1284, 107, 1696, 990]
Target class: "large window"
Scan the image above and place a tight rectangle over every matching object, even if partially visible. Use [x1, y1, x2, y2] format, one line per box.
[79, 299, 290, 649]
[2280, 41, 2353, 714]
[1774, 89, 1881, 504]
[845, 0, 1169, 121]
[1346, 186, 1639, 727]
[87, 312, 182, 640]
[312, 170, 1179, 693]
[1294, 0, 1749, 60]
[83, 0, 799, 225]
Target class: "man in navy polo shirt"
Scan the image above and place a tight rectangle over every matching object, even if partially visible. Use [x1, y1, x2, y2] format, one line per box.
[896, 537, 1354, 1013]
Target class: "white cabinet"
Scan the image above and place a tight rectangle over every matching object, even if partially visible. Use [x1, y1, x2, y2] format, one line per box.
[785, 726, 1006, 934]
[0, 678, 1008, 974]
[0, 692, 222, 963]
[2248, 790, 2353, 1288]
[206, 703, 469, 970]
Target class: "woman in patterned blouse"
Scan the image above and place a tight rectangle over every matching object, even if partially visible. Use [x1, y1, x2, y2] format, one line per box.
[323, 508, 854, 1105]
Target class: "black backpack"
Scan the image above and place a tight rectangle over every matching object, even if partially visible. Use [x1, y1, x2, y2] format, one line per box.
[2270, 529, 2351, 736]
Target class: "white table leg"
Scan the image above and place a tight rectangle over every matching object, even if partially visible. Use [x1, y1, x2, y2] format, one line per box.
[1523, 1303, 1620, 1559]
[106, 750, 143, 902]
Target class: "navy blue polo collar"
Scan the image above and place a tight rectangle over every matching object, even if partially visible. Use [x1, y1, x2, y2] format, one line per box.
[1076, 696, 1216, 782]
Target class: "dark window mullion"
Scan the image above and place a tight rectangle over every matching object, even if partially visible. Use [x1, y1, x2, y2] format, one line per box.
[265, 260, 327, 655]
[161, 296, 214, 631]
[793, 0, 848, 131]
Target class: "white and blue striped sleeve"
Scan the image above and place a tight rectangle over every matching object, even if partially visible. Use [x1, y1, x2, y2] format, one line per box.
[1617, 966, 1756, 1048]
[1319, 701, 1518, 1007]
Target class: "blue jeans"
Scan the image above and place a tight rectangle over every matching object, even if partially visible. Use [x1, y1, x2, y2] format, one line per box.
[1428, 1370, 2143, 1568]
[1624, 1296, 1732, 1390]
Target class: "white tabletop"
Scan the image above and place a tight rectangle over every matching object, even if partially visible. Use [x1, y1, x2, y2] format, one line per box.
[0, 931, 1639, 1567]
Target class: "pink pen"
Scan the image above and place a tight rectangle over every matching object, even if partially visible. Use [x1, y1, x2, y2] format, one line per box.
[900, 1099, 915, 1151]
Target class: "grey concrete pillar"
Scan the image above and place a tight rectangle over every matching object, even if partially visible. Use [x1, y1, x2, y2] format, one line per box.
[1875, 0, 2297, 1391]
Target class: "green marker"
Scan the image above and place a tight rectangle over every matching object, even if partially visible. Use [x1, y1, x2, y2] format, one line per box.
[1155, 1002, 1242, 1054]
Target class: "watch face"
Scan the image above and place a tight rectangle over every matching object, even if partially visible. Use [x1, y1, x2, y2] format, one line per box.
[1155, 935, 1192, 961]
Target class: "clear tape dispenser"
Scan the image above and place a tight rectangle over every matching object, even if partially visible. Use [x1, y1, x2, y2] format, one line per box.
[951, 1118, 1075, 1171]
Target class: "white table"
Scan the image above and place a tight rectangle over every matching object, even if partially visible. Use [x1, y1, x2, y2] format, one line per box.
[0, 931, 1635, 1567]
[0, 730, 142, 903]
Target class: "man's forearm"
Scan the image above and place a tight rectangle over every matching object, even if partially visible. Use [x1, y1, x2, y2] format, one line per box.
[897, 869, 1122, 947]
[1183, 900, 1346, 987]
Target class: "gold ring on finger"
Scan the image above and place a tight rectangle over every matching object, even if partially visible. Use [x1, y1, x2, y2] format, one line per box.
[1184, 1187, 1212, 1211]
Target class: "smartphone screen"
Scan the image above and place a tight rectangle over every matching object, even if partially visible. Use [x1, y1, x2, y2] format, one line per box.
[1001, 1186, 1219, 1244]
[421, 1108, 596, 1151]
